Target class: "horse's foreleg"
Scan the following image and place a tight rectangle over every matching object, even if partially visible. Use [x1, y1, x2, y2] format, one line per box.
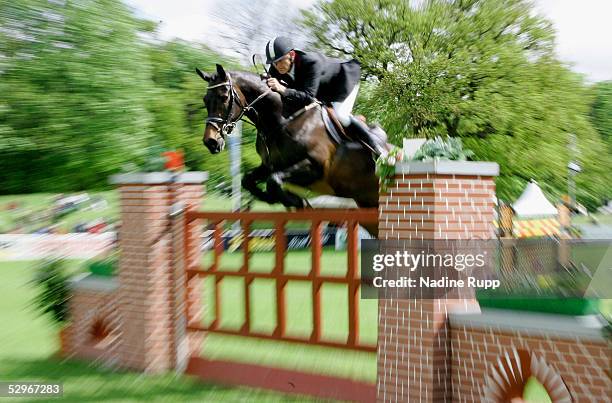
[241, 164, 276, 203]
[266, 159, 322, 209]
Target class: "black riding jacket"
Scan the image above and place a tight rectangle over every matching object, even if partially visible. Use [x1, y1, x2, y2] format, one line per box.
[269, 50, 361, 109]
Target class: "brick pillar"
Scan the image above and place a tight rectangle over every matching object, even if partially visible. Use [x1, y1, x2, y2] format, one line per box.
[110, 172, 206, 373]
[376, 161, 499, 402]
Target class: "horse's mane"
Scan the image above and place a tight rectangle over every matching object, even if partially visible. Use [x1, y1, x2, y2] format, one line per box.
[227, 70, 269, 93]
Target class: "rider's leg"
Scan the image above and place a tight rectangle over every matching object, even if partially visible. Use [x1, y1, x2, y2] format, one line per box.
[345, 116, 388, 158]
[331, 84, 387, 158]
[331, 84, 359, 126]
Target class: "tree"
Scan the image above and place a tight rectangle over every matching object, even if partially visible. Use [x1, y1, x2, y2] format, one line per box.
[301, 0, 611, 209]
[303, 0, 556, 136]
[0, 0, 254, 194]
[590, 81, 612, 151]
[0, 0, 154, 192]
[144, 39, 261, 189]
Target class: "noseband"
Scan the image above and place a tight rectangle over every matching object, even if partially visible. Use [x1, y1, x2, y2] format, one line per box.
[205, 75, 271, 136]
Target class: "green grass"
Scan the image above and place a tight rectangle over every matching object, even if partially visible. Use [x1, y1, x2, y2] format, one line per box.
[0, 260, 325, 402]
[572, 212, 612, 225]
[2, 250, 609, 401]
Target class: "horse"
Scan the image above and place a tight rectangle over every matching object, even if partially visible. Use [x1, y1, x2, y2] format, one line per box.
[196, 64, 389, 236]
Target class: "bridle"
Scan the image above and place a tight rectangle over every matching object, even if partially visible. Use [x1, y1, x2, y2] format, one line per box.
[205, 74, 272, 136]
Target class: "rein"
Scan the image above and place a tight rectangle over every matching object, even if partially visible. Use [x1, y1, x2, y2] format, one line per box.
[283, 102, 321, 125]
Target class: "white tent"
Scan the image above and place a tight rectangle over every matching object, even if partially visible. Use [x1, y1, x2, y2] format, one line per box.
[512, 181, 558, 218]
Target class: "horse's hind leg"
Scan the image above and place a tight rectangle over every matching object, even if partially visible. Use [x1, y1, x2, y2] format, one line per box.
[266, 159, 322, 209]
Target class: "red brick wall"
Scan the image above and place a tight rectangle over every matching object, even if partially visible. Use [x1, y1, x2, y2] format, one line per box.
[377, 169, 497, 402]
[452, 325, 611, 402]
[118, 184, 175, 372]
[63, 284, 121, 367]
[64, 177, 204, 374]
[379, 174, 496, 241]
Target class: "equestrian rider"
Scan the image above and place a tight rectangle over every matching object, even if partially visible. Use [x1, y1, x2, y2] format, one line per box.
[264, 36, 387, 157]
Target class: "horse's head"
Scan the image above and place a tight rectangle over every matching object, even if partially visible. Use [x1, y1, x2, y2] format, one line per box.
[196, 64, 243, 154]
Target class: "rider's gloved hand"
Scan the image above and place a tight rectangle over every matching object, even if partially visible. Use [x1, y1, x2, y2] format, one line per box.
[266, 78, 287, 95]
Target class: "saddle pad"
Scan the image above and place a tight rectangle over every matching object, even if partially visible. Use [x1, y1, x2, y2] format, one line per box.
[321, 107, 344, 144]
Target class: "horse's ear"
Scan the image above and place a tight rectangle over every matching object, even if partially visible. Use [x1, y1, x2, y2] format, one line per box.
[195, 67, 211, 82]
[216, 64, 227, 80]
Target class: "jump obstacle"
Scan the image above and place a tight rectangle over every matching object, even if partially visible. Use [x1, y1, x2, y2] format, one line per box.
[62, 162, 610, 402]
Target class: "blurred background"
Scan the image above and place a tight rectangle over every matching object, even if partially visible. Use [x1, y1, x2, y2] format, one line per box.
[0, 0, 610, 213]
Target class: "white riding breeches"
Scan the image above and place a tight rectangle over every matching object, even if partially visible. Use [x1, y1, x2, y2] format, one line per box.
[331, 83, 360, 127]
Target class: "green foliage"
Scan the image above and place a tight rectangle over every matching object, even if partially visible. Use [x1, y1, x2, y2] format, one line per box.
[0, 0, 150, 193]
[31, 259, 71, 325]
[142, 145, 168, 172]
[0, 0, 155, 193]
[0, 0, 248, 194]
[302, 0, 611, 210]
[376, 137, 474, 190]
[412, 136, 474, 161]
[590, 81, 612, 151]
[2, 0, 609, 210]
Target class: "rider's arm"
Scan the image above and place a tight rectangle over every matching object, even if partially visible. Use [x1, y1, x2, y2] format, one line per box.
[282, 59, 321, 104]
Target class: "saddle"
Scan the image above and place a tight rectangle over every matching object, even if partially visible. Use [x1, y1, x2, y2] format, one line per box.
[321, 107, 387, 150]
[321, 106, 350, 144]
[287, 102, 387, 150]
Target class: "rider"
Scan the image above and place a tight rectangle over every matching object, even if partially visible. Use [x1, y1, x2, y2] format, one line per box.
[264, 36, 387, 157]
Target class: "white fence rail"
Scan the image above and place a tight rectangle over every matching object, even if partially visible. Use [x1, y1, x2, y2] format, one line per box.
[0, 233, 115, 260]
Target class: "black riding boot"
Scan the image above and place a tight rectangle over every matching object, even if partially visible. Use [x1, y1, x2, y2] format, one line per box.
[346, 116, 387, 158]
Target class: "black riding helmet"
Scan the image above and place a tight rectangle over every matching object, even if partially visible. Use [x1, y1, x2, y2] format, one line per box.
[265, 36, 294, 64]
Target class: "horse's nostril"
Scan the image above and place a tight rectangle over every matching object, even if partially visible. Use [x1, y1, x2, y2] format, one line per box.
[204, 138, 223, 154]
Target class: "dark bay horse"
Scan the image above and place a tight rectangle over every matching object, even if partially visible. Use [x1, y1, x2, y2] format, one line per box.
[196, 64, 387, 232]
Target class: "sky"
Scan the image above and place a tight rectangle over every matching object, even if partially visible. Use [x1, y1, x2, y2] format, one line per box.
[534, 0, 612, 82]
[125, 0, 612, 82]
